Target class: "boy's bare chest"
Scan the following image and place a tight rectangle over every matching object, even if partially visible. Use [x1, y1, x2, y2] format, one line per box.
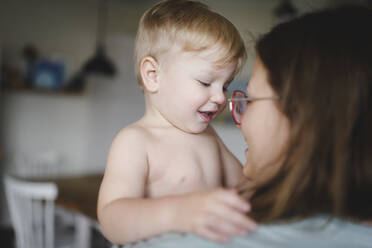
[146, 136, 223, 197]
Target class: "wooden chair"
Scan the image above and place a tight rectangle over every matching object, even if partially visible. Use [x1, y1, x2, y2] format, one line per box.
[7, 151, 75, 234]
[3, 175, 73, 248]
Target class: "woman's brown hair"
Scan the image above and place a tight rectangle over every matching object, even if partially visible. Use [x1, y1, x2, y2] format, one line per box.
[246, 5, 372, 223]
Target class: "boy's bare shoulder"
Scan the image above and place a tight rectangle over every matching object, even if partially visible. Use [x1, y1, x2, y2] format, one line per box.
[112, 121, 153, 147]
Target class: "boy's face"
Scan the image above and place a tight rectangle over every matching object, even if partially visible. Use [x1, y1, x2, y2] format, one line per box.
[154, 49, 237, 134]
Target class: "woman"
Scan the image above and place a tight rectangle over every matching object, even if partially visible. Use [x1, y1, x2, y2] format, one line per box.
[122, 4, 372, 247]
[236, 4, 372, 224]
[239, 4, 372, 225]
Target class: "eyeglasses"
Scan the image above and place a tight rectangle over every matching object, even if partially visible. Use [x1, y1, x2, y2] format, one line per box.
[227, 90, 279, 125]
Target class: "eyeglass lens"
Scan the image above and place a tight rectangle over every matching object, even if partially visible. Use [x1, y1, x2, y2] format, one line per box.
[232, 91, 247, 125]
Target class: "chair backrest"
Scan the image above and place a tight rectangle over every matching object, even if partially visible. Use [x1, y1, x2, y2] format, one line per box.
[9, 151, 62, 179]
[3, 175, 58, 248]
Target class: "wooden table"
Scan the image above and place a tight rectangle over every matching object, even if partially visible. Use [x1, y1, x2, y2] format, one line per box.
[53, 174, 103, 220]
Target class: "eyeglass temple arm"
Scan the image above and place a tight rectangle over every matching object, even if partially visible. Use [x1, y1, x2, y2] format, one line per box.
[228, 96, 279, 102]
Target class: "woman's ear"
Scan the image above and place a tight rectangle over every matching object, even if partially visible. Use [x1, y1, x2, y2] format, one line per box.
[140, 56, 159, 93]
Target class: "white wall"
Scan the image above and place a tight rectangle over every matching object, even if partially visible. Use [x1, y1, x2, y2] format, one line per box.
[3, 92, 90, 174]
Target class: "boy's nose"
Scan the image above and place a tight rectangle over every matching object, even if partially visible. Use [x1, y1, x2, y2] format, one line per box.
[210, 89, 226, 105]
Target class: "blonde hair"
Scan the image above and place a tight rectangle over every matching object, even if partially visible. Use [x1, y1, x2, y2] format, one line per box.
[134, 0, 246, 87]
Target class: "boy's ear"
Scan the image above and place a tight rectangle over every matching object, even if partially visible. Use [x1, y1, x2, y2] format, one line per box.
[140, 56, 160, 93]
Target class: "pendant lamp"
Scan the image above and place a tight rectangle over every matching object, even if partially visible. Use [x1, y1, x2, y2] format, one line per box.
[82, 0, 116, 76]
[66, 0, 115, 92]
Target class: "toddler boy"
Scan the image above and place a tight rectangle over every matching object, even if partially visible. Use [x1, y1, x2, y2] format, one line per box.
[97, 0, 256, 245]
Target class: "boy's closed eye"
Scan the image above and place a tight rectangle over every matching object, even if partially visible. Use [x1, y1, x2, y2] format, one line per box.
[196, 79, 231, 92]
[196, 79, 211, 87]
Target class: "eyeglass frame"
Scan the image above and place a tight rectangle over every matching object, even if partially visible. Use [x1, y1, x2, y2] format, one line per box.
[227, 90, 280, 125]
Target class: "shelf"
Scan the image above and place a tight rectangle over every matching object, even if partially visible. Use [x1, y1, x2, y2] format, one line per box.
[4, 86, 84, 96]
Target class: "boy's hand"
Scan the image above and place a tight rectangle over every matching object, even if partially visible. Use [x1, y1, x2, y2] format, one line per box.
[176, 188, 257, 242]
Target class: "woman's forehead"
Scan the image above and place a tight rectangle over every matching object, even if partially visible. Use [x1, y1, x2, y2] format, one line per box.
[247, 58, 272, 95]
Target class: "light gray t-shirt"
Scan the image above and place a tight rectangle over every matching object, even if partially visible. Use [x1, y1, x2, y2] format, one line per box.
[121, 216, 372, 248]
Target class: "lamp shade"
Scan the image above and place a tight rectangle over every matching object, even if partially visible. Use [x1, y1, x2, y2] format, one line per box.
[82, 45, 115, 77]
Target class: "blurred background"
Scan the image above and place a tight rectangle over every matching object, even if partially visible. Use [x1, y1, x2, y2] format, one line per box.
[0, 0, 370, 246]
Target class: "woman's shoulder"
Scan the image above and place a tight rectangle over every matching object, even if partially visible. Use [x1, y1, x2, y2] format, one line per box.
[119, 216, 372, 248]
[120, 233, 225, 248]
[231, 216, 372, 248]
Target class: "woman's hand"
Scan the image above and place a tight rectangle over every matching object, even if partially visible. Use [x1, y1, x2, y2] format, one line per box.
[175, 188, 257, 242]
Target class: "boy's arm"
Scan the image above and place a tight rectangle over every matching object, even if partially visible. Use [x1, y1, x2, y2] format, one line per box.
[209, 127, 244, 188]
[97, 128, 178, 244]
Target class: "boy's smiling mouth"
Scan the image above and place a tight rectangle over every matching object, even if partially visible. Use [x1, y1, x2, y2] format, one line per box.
[198, 110, 217, 122]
